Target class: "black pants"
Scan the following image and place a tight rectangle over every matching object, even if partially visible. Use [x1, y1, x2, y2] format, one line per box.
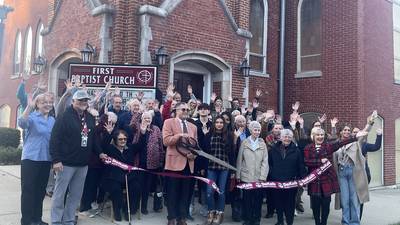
[80, 167, 104, 211]
[166, 164, 191, 220]
[310, 195, 331, 225]
[138, 170, 160, 211]
[273, 188, 297, 225]
[20, 160, 51, 225]
[103, 177, 140, 217]
[265, 188, 275, 215]
[230, 188, 243, 221]
[242, 189, 263, 225]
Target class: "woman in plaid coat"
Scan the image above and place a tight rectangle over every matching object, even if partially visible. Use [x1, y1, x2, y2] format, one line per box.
[303, 127, 366, 225]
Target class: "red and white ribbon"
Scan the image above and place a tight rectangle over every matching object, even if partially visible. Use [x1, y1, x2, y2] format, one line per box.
[236, 161, 332, 190]
[102, 156, 221, 194]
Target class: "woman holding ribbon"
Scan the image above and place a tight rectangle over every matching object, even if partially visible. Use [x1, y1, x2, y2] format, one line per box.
[101, 129, 143, 221]
[236, 121, 269, 225]
[268, 129, 305, 225]
[303, 127, 367, 225]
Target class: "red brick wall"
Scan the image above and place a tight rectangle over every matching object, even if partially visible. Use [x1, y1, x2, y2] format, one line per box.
[0, 0, 48, 127]
[284, 0, 361, 123]
[149, 0, 278, 111]
[362, 0, 398, 185]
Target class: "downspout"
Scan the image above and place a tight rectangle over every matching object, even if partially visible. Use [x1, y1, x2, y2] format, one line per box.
[278, 0, 286, 116]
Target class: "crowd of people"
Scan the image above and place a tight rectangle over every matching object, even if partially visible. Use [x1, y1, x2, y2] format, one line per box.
[17, 75, 383, 225]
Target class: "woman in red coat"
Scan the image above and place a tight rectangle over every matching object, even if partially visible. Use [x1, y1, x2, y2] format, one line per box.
[303, 127, 367, 225]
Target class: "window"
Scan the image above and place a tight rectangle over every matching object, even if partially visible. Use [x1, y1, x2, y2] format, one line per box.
[35, 22, 45, 58]
[0, 104, 11, 127]
[13, 31, 22, 75]
[249, 0, 267, 74]
[393, 0, 400, 82]
[297, 0, 321, 75]
[23, 27, 33, 74]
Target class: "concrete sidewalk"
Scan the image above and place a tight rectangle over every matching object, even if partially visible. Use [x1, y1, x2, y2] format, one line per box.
[1, 165, 399, 225]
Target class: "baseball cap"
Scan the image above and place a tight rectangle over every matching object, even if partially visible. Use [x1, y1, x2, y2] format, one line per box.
[72, 90, 91, 100]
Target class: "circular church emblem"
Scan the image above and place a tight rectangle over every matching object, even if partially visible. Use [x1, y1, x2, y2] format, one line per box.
[137, 70, 153, 84]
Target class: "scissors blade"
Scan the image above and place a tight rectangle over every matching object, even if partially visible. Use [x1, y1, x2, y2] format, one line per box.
[193, 149, 237, 171]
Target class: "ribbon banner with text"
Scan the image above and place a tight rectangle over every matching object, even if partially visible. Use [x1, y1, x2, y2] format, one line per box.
[236, 161, 332, 190]
[102, 156, 221, 194]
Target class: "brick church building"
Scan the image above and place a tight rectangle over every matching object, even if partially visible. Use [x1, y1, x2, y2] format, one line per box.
[0, 0, 399, 186]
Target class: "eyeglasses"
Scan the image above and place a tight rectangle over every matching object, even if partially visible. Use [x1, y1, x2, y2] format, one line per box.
[178, 108, 189, 112]
[118, 138, 127, 141]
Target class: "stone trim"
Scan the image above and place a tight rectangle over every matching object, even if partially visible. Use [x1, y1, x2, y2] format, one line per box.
[139, 0, 251, 64]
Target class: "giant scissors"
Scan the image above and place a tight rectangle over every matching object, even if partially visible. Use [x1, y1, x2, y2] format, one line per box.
[177, 136, 237, 172]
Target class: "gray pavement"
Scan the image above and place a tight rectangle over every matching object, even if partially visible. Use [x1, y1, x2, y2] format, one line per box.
[1, 165, 399, 225]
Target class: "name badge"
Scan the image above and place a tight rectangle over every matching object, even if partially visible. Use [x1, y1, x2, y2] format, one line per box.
[81, 135, 88, 147]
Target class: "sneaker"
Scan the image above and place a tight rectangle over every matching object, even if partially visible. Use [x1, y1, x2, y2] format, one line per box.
[78, 210, 92, 217]
[294, 210, 298, 217]
[296, 209, 303, 215]
[91, 202, 99, 210]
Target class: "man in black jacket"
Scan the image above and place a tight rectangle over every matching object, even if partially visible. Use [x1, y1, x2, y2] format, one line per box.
[49, 90, 105, 225]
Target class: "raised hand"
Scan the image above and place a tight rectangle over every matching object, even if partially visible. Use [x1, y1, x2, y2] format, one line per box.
[105, 81, 112, 92]
[356, 130, 368, 138]
[211, 92, 217, 102]
[228, 96, 233, 102]
[114, 86, 121, 96]
[318, 113, 327, 124]
[256, 89, 262, 97]
[202, 125, 210, 135]
[136, 91, 144, 100]
[27, 94, 35, 109]
[37, 76, 47, 90]
[369, 110, 378, 123]
[187, 85, 193, 94]
[241, 105, 246, 115]
[292, 101, 300, 112]
[104, 121, 115, 134]
[331, 117, 339, 127]
[64, 79, 73, 91]
[252, 100, 259, 108]
[263, 110, 275, 122]
[275, 114, 282, 124]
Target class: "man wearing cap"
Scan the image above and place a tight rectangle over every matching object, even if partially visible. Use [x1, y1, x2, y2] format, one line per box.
[49, 90, 105, 225]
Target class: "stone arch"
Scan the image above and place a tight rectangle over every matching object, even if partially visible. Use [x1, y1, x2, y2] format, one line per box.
[169, 50, 232, 105]
[48, 49, 81, 99]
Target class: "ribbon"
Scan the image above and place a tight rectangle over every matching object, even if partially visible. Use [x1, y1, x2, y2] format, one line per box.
[102, 156, 221, 194]
[236, 161, 332, 190]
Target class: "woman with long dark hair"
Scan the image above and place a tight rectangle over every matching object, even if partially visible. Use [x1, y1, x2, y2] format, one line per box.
[203, 115, 235, 225]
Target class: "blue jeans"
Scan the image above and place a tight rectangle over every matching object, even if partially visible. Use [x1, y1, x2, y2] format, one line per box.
[207, 169, 228, 211]
[338, 165, 360, 225]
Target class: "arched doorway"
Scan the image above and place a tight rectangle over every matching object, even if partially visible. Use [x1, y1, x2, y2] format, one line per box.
[169, 51, 232, 106]
[367, 116, 384, 187]
[0, 104, 11, 127]
[48, 50, 81, 100]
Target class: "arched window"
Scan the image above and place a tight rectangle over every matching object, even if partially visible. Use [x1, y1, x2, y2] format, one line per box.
[14, 31, 22, 75]
[23, 26, 33, 74]
[297, 0, 321, 75]
[35, 22, 45, 58]
[0, 104, 11, 127]
[249, 0, 267, 74]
